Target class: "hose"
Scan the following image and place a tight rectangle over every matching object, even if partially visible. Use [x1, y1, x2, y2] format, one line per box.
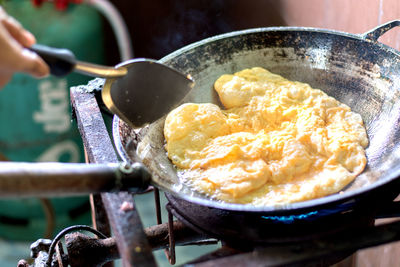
[85, 0, 133, 61]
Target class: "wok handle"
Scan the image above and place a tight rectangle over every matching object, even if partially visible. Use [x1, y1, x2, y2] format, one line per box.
[362, 20, 400, 42]
[0, 162, 151, 198]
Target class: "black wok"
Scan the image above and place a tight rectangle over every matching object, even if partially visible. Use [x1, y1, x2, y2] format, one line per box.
[114, 20, 400, 215]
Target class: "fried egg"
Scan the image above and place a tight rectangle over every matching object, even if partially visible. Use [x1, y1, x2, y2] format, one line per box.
[164, 67, 368, 205]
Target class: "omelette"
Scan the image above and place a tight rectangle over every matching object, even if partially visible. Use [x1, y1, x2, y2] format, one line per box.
[164, 67, 368, 206]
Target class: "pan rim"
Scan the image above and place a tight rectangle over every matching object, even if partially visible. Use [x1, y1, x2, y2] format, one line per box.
[160, 25, 400, 65]
[114, 25, 400, 214]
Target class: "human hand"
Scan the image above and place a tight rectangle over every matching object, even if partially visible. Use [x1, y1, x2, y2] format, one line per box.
[0, 7, 49, 88]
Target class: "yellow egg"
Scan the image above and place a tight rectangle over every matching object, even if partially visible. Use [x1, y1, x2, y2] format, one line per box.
[164, 67, 368, 205]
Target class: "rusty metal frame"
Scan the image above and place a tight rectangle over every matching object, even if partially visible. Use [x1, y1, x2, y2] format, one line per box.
[70, 86, 157, 267]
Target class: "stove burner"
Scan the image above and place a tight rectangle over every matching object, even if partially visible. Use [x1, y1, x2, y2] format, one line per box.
[261, 210, 319, 223]
[261, 202, 354, 224]
[166, 193, 377, 244]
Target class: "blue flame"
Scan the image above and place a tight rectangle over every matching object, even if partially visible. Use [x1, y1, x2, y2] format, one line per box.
[261, 202, 355, 224]
[262, 211, 319, 224]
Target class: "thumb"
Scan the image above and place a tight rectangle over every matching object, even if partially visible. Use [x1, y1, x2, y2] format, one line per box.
[17, 48, 50, 78]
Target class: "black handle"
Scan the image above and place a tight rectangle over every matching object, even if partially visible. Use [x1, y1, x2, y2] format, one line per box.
[30, 44, 77, 77]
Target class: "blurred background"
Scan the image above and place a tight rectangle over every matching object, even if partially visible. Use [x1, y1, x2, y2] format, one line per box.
[0, 0, 398, 266]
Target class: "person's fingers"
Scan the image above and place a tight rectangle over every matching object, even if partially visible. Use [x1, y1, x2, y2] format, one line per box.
[0, 7, 49, 83]
[1, 15, 36, 47]
[0, 75, 12, 88]
[18, 49, 49, 78]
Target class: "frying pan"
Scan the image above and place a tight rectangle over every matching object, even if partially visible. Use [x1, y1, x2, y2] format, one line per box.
[114, 20, 400, 215]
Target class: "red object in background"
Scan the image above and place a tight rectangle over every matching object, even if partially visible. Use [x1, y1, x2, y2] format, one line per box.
[31, 0, 83, 11]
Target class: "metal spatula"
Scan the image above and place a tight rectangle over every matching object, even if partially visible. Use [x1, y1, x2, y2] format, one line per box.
[30, 44, 194, 127]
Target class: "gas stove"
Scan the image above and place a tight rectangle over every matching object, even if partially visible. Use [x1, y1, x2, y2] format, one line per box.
[18, 80, 400, 267]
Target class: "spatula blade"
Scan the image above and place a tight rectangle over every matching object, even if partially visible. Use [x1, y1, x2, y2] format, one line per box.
[102, 59, 194, 128]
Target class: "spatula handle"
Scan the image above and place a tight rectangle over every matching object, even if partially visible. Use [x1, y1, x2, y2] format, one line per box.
[29, 44, 76, 77]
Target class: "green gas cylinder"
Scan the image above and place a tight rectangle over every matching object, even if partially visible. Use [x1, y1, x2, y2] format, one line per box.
[0, 1, 105, 240]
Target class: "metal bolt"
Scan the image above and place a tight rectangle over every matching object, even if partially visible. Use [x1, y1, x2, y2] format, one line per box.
[30, 238, 52, 259]
[17, 260, 29, 267]
[119, 162, 134, 174]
